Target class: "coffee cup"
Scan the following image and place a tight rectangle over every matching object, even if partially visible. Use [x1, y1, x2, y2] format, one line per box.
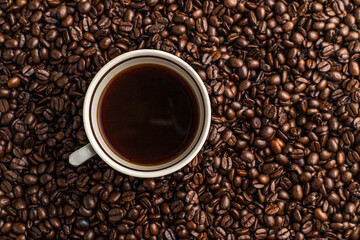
[69, 50, 211, 178]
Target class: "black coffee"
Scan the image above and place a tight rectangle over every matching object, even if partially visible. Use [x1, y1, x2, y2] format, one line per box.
[98, 64, 199, 166]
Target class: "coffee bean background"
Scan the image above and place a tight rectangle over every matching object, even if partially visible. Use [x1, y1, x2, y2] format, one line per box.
[0, 0, 360, 239]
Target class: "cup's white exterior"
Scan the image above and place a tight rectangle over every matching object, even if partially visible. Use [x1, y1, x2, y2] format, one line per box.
[70, 50, 211, 178]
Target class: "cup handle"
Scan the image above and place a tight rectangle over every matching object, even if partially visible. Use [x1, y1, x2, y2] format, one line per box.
[69, 143, 97, 166]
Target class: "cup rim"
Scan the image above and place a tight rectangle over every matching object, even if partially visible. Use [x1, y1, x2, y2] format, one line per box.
[83, 49, 211, 178]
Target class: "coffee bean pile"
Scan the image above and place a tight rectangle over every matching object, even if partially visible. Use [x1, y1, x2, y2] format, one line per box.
[1, 0, 360, 239]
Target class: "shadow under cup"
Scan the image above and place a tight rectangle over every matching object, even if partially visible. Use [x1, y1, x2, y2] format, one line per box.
[86, 54, 209, 172]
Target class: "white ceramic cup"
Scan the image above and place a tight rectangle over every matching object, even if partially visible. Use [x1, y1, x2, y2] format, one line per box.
[69, 50, 211, 178]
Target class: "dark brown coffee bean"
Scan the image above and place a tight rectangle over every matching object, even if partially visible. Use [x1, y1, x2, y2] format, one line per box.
[12, 222, 26, 234]
[76, 218, 90, 230]
[36, 69, 50, 81]
[35, 123, 48, 135]
[5, 39, 19, 49]
[317, 61, 331, 72]
[119, 22, 133, 32]
[292, 185, 303, 200]
[0, 99, 9, 113]
[277, 228, 290, 240]
[278, 91, 291, 101]
[61, 15, 74, 27]
[23, 174, 38, 185]
[122, 191, 135, 202]
[349, 61, 360, 76]
[314, 208, 328, 221]
[302, 221, 313, 234]
[171, 200, 184, 213]
[78, 1, 91, 13]
[70, 26, 83, 42]
[265, 203, 280, 215]
[8, 77, 20, 88]
[241, 213, 255, 227]
[254, 228, 268, 239]
[148, 24, 166, 34]
[83, 193, 97, 209]
[240, 150, 255, 163]
[185, 190, 198, 204]
[63, 204, 75, 217]
[108, 208, 124, 222]
[164, 229, 176, 240]
[57, 5, 68, 19]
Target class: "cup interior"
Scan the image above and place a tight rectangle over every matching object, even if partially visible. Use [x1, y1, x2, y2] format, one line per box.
[83, 50, 210, 176]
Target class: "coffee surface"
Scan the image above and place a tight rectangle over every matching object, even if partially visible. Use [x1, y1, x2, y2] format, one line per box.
[98, 64, 199, 165]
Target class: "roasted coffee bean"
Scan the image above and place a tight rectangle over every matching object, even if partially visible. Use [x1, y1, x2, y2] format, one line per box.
[240, 150, 255, 163]
[83, 194, 97, 209]
[241, 213, 255, 228]
[12, 222, 26, 234]
[108, 208, 124, 222]
[277, 228, 290, 240]
[350, 61, 360, 77]
[76, 219, 90, 230]
[164, 229, 176, 240]
[78, 2, 91, 13]
[224, 0, 238, 8]
[0, 99, 9, 113]
[254, 228, 267, 239]
[8, 76, 20, 88]
[122, 191, 135, 202]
